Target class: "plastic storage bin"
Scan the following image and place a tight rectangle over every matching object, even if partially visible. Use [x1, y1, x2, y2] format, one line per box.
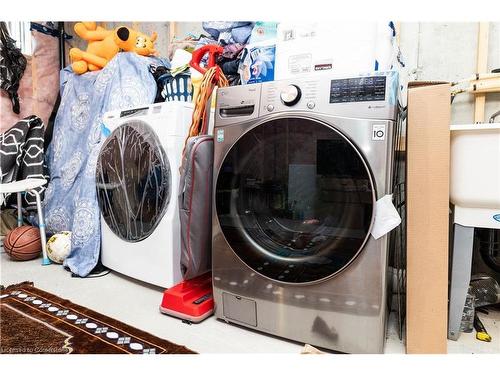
[158, 72, 193, 102]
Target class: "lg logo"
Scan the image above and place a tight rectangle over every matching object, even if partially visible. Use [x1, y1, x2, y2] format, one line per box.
[372, 124, 386, 141]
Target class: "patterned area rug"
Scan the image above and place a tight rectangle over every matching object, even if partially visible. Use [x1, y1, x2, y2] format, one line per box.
[0, 282, 195, 354]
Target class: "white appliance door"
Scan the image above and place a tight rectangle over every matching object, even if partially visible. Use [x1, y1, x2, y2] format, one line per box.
[96, 120, 171, 242]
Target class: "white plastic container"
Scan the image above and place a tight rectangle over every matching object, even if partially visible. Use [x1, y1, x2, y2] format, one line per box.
[274, 21, 397, 80]
[450, 123, 500, 228]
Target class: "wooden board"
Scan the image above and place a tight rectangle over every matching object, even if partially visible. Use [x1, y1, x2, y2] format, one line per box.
[474, 22, 490, 123]
[169, 22, 177, 42]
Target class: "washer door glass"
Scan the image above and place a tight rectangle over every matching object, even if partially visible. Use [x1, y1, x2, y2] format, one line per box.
[216, 117, 375, 283]
[96, 120, 171, 242]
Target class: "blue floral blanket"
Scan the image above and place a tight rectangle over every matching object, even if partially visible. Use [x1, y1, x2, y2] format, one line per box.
[43, 52, 165, 277]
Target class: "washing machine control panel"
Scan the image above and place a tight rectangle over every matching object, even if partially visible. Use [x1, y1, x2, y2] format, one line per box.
[261, 79, 319, 113]
[258, 72, 397, 120]
[280, 84, 302, 106]
[214, 73, 397, 124]
[329, 76, 386, 103]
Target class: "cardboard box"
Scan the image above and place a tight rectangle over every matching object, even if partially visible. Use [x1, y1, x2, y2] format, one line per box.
[406, 81, 451, 354]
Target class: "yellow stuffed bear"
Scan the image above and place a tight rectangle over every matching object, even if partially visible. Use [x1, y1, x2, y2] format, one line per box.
[69, 22, 158, 75]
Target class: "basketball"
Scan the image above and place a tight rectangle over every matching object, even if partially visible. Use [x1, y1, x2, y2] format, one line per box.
[46, 231, 72, 264]
[3, 225, 42, 261]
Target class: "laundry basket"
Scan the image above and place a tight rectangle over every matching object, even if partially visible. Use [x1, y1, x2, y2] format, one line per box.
[159, 71, 193, 102]
[150, 65, 193, 103]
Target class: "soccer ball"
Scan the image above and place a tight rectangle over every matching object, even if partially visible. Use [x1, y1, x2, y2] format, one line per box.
[46, 231, 72, 264]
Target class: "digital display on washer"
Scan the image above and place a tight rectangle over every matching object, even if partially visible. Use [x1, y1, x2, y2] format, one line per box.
[329, 76, 386, 103]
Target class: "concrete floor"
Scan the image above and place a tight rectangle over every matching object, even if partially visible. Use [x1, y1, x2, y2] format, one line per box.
[448, 312, 500, 354]
[1, 252, 497, 354]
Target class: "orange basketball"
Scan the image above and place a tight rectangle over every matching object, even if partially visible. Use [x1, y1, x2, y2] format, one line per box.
[3, 225, 42, 261]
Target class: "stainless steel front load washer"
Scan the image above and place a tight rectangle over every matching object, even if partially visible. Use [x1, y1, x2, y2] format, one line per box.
[212, 72, 398, 353]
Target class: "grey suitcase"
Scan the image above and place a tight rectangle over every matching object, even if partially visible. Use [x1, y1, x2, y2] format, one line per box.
[178, 135, 214, 280]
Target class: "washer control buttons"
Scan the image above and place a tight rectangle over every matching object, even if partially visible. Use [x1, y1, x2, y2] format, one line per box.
[266, 104, 274, 112]
[307, 101, 315, 109]
[280, 85, 302, 106]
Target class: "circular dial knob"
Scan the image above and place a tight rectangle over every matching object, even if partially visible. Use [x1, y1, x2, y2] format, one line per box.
[280, 85, 302, 106]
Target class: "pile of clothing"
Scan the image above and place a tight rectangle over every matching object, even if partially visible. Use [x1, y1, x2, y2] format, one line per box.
[196, 22, 255, 86]
[160, 23, 250, 90]
[155, 22, 278, 91]
[196, 22, 279, 86]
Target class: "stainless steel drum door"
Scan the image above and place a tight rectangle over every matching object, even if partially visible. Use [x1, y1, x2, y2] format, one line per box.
[96, 120, 171, 242]
[215, 117, 376, 284]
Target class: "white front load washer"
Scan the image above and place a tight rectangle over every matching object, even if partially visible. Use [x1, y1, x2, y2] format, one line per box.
[96, 102, 194, 288]
[212, 72, 399, 353]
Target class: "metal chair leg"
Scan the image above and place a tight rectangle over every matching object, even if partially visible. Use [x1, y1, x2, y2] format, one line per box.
[30, 189, 51, 266]
[448, 223, 474, 340]
[17, 192, 23, 226]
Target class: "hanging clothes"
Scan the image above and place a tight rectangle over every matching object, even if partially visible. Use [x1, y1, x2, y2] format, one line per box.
[0, 22, 27, 115]
[0, 115, 49, 208]
[0, 22, 60, 134]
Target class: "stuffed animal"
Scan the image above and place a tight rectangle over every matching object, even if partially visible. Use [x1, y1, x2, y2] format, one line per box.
[69, 22, 158, 75]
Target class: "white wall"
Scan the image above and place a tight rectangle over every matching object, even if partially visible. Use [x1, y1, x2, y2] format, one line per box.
[400, 22, 500, 124]
[174, 22, 205, 40]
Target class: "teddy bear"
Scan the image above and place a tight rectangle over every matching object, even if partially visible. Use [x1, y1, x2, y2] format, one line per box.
[69, 22, 158, 75]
